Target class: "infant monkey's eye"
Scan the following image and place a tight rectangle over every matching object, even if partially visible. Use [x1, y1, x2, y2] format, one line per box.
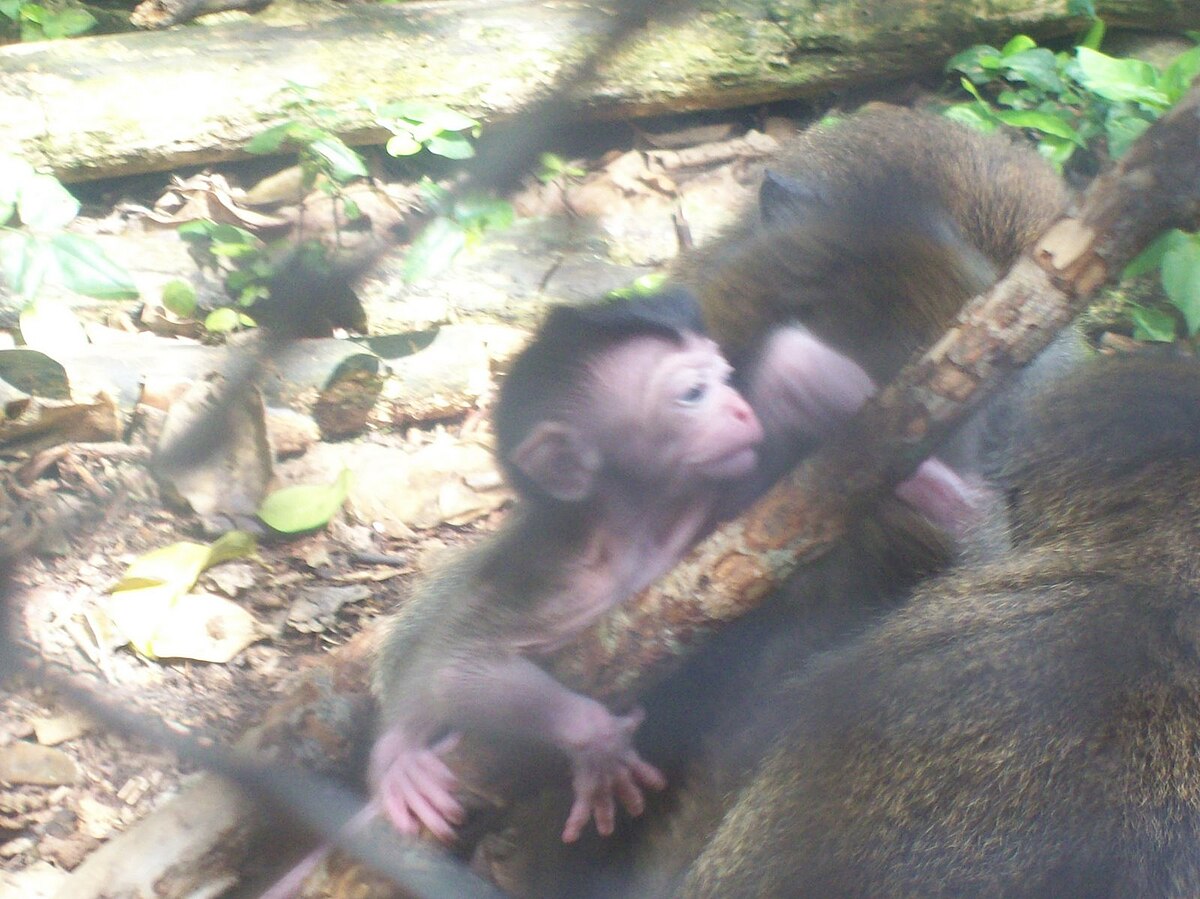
[678, 382, 708, 405]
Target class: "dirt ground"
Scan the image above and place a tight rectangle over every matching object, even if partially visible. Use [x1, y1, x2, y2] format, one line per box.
[0, 431, 496, 889]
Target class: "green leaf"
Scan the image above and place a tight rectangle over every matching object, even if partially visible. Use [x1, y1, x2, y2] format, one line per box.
[994, 89, 1025, 108]
[258, 469, 352, 534]
[216, 222, 257, 244]
[245, 122, 296, 155]
[204, 307, 242, 333]
[19, 298, 86, 351]
[1161, 231, 1200, 335]
[426, 132, 476, 160]
[17, 173, 79, 231]
[225, 269, 255, 295]
[0, 348, 69, 398]
[211, 241, 260, 260]
[946, 45, 1003, 85]
[999, 48, 1063, 93]
[1034, 134, 1076, 169]
[0, 0, 20, 20]
[403, 216, 467, 282]
[385, 133, 423, 157]
[246, 121, 326, 156]
[423, 107, 479, 133]
[1067, 0, 1096, 18]
[3, 233, 54, 298]
[941, 104, 999, 133]
[405, 119, 442, 144]
[308, 136, 369, 182]
[1122, 230, 1173, 280]
[454, 196, 514, 231]
[536, 152, 585, 183]
[607, 272, 669, 300]
[1074, 48, 1169, 108]
[1130, 305, 1177, 342]
[960, 77, 987, 104]
[107, 533, 257, 659]
[49, 233, 138, 299]
[416, 177, 452, 208]
[0, 230, 38, 296]
[1078, 16, 1105, 51]
[1000, 35, 1037, 56]
[377, 99, 434, 120]
[1160, 45, 1200, 104]
[161, 279, 197, 318]
[993, 109, 1082, 143]
[208, 530, 257, 566]
[0, 157, 35, 225]
[378, 101, 478, 133]
[237, 284, 268, 308]
[1103, 108, 1152, 159]
[177, 219, 218, 241]
[42, 6, 93, 37]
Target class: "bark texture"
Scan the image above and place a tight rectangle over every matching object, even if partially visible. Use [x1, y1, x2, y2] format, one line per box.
[2, 0, 1198, 180]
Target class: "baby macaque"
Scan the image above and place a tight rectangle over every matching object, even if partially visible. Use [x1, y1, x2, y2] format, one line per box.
[370, 290, 763, 845]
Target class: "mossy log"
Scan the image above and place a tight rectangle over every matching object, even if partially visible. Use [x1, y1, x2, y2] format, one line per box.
[2, 0, 1198, 181]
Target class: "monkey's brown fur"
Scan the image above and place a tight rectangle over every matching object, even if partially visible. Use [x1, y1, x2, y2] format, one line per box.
[681, 105, 1068, 382]
[682, 352, 1200, 898]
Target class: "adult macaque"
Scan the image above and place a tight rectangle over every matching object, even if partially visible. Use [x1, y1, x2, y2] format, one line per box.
[476, 105, 1070, 897]
[687, 105, 1066, 381]
[686, 104, 1071, 481]
[681, 351, 1200, 897]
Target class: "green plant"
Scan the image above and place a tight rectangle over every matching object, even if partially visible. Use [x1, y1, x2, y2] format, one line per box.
[175, 223, 355, 334]
[0, 156, 137, 348]
[606, 272, 668, 301]
[0, 0, 95, 41]
[402, 179, 514, 282]
[944, 27, 1200, 342]
[536, 152, 586, 184]
[258, 469, 352, 534]
[368, 102, 515, 280]
[945, 26, 1200, 170]
[369, 100, 481, 161]
[176, 220, 274, 333]
[177, 220, 266, 333]
[1121, 230, 1200, 342]
[247, 82, 370, 220]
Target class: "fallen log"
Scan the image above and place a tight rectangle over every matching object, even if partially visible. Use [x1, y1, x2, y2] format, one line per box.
[3, 0, 1198, 181]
